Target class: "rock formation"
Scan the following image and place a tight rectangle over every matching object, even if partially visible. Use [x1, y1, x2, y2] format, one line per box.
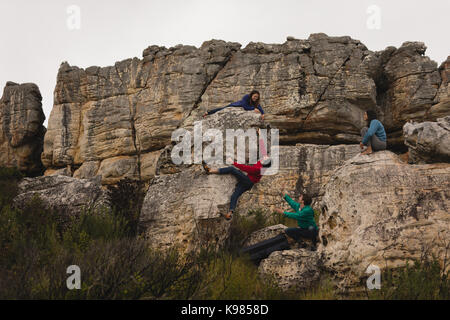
[138, 108, 361, 252]
[42, 41, 241, 183]
[403, 116, 450, 164]
[0, 82, 46, 175]
[429, 56, 450, 119]
[139, 166, 233, 252]
[318, 151, 450, 291]
[41, 34, 449, 183]
[243, 224, 287, 247]
[13, 175, 110, 226]
[258, 249, 321, 291]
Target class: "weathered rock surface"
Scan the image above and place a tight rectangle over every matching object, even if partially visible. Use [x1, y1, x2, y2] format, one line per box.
[0, 82, 46, 175]
[42, 34, 450, 183]
[403, 116, 450, 164]
[429, 56, 450, 119]
[243, 224, 287, 247]
[237, 143, 360, 215]
[377, 42, 441, 138]
[139, 166, 235, 252]
[258, 249, 321, 291]
[318, 151, 450, 290]
[42, 40, 241, 184]
[139, 126, 360, 252]
[13, 175, 110, 222]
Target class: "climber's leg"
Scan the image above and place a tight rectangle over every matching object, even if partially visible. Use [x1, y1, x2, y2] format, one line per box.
[218, 166, 252, 185]
[370, 134, 387, 152]
[230, 182, 252, 218]
[285, 227, 317, 243]
[204, 105, 235, 117]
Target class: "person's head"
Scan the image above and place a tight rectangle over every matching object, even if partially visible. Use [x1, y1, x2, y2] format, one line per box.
[364, 110, 377, 124]
[249, 90, 260, 106]
[299, 194, 312, 206]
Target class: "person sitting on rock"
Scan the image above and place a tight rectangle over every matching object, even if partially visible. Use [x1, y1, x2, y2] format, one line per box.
[202, 130, 271, 220]
[202, 90, 265, 121]
[360, 110, 387, 155]
[274, 193, 318, 249]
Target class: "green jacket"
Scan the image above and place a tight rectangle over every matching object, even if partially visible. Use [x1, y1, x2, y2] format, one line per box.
[283, 194, 318, 230]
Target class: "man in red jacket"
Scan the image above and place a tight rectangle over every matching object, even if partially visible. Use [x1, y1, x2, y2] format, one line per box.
[202, 133, 271, 220]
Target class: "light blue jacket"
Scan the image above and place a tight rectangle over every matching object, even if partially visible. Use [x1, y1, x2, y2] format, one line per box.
[362, 119, 387, 145]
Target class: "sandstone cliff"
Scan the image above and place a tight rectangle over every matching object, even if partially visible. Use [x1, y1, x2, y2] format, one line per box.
[0, 82, 46, 175]
[40, 34, 449, 184]
[5, 33, 450, 294]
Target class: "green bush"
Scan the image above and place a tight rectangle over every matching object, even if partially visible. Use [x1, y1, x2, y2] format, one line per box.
[106, 178, 146, 237]
[367, 258, 449, 300]
[0, 166, 23, 210]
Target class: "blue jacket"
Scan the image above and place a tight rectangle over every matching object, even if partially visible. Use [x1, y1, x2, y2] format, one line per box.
[228, 94, 264, 114]
[362, 119, 387, 145]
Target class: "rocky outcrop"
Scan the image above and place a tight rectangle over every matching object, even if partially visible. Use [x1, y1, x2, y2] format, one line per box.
[318, 151, 450, 290]
[41, 34, 450, 183]
[377, 42, 441, 142]
[13, 175, 110, 225]
[0, 82, 46, 175]
[237, 143, 361, 214]
[403, 116, 450, 164]
[258, 249, 321, 291]
[137, 107, 362, 251]
[41, 40, 241, 184]
[139, 166, 234, 252]
[429, 56, 450, 119]
[243, 224, 287, 247]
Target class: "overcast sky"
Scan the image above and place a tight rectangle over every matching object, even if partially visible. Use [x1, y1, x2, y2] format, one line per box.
[1, 0, 449, 127]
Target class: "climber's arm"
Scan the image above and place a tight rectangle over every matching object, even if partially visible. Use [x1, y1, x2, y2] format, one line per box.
[283, 194, 300, 212]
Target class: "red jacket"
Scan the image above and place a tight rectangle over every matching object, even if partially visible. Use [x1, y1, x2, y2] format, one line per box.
[233, 161, 262, 184]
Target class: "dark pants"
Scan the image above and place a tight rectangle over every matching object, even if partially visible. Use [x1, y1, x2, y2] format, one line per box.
[285, 227, 318, 244]
[218, 166, 254, 211]
[207, 104, 238, 115]
[361, 127, 387, 151]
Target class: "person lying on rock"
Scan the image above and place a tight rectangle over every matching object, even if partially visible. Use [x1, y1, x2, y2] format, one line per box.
[202, 130, 271, 220]
[274, 193, 318, 248]
[360, 110, 387, 155]
[202, 90, 265, 121]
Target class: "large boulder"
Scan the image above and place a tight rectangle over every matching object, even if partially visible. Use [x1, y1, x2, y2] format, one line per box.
[258, 249, 321, 291]
[318, 151, 450, 291]
[13, 175, 111, 224]
[379, 42, 441, 136]
[139, 166, 234, 252]
[243, 224, 287, 247]
[0, 82, 46, 175]
[403, 116, 450, 164]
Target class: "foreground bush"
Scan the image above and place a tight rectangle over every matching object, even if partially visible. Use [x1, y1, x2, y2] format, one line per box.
[367, 258, 449, 300]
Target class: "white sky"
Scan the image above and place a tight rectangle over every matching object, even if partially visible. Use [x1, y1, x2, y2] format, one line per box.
[1, 0, 449, 127]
